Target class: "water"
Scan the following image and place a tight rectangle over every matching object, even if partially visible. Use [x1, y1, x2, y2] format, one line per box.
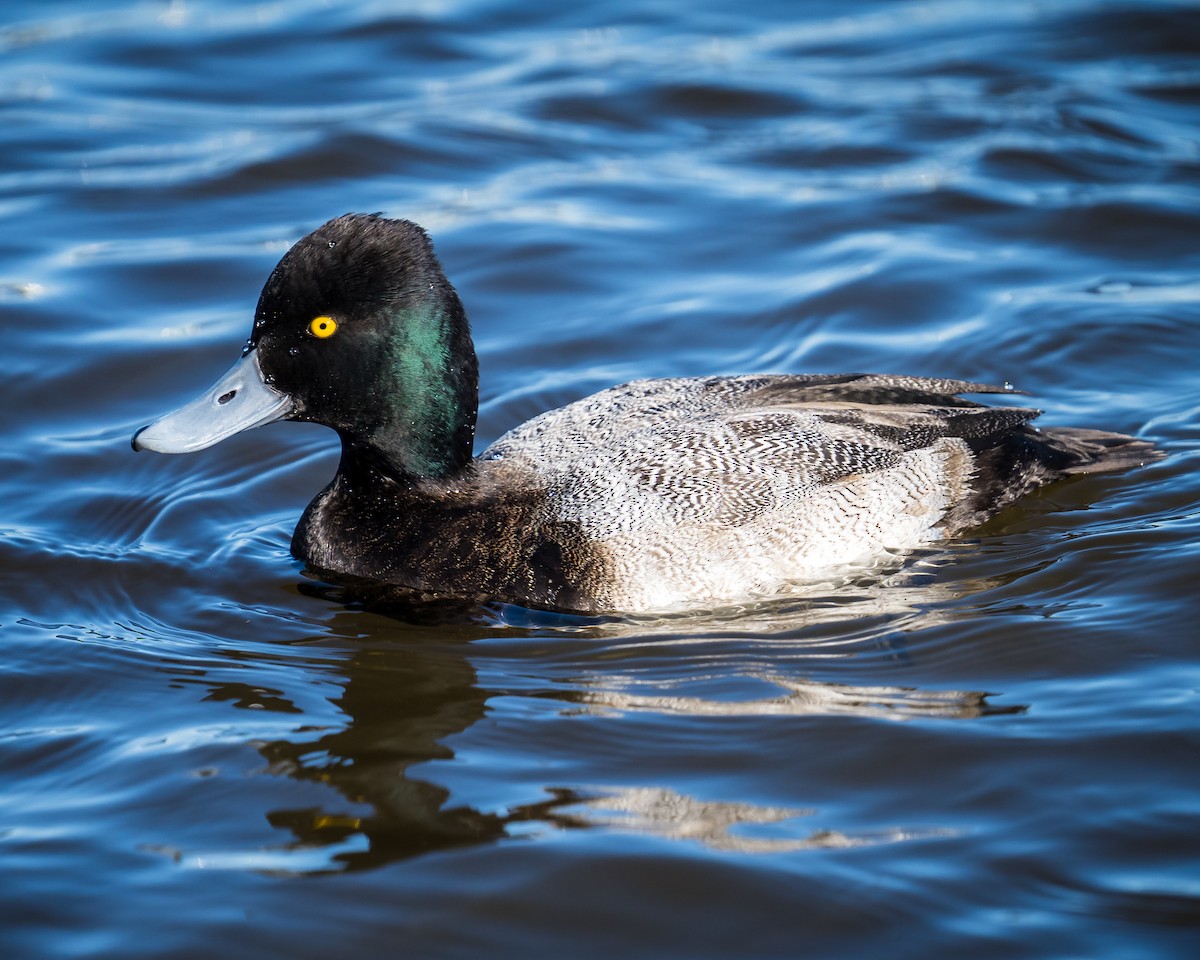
[3, 1, 1199, 956]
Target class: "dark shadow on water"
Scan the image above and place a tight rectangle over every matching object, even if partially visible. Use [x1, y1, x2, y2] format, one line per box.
[295, 575, 617, 631]
[217, 561, 1028, 874]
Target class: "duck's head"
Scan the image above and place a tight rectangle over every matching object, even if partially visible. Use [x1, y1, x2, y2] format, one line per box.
[133, 214, 479, 480]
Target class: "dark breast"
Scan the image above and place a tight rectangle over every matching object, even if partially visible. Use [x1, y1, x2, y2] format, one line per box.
[291, 463, 614, 613]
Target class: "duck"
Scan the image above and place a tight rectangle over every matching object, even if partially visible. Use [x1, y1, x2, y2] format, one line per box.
[133, 213, 1160, 614]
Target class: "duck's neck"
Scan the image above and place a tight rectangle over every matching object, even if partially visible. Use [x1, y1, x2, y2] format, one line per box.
[345, 293, 479, 484]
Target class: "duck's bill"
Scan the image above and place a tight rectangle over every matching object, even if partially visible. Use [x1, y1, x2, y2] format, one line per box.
[132, 349, 293, 454]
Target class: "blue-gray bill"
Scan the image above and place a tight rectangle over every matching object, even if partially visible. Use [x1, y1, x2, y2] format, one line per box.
[131, 349, 293, 454]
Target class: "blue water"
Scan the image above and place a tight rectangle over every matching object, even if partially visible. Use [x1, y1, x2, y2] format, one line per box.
[3, 1, 1199, 956]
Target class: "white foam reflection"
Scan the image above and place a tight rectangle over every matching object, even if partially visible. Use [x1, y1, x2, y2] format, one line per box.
[570, 786, 954, 853]
[576, 674, 997, 720]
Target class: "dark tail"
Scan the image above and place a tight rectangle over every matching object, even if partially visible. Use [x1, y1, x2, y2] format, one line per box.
[944, 424, 1162, 531]
[1035, 426, 1163, 476]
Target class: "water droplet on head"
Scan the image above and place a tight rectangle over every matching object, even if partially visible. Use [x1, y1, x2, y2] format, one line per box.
[328, 240, 336, 249]
[288, 346, 299, 357]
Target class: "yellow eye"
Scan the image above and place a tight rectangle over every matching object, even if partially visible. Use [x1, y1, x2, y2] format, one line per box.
[309, 315, 338, 339]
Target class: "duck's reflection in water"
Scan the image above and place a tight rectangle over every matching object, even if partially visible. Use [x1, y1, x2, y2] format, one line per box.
[242, 561, 1022, 873]
[252, 616, 587, 873]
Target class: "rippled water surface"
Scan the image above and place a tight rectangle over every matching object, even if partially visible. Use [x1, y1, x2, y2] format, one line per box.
[3, 1, 1199, 956]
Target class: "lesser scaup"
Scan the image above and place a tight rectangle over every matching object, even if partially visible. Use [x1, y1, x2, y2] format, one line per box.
[133, 214, 1160, 612]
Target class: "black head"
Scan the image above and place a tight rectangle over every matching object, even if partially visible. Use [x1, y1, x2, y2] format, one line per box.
[251, 214, 479, 478]
[133, 214, 479, 480]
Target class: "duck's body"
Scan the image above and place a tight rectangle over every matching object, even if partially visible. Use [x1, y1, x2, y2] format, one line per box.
[134, 214, 1159, 614]
[294, 371, 1152, 612]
